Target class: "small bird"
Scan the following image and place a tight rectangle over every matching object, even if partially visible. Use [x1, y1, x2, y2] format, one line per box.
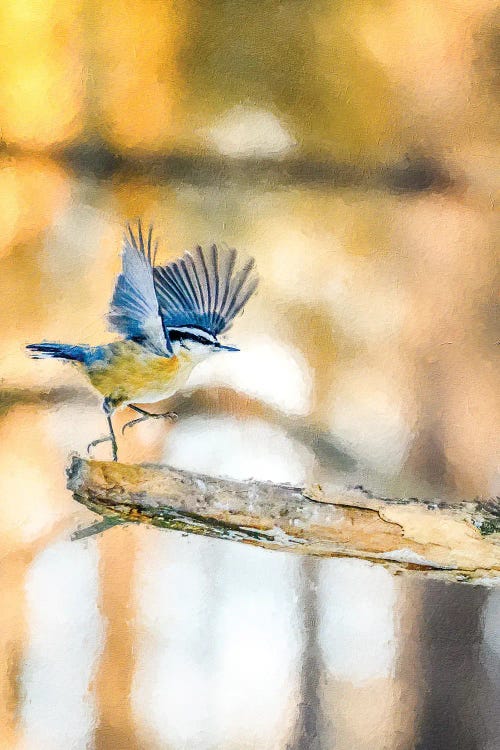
[27, 221, 258, 461]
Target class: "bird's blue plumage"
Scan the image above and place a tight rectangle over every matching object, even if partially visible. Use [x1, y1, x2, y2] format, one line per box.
[26, 342, 109, 365]
[109, 221, 258, 352]
[154, 242, 258, 337]
[108, 222, 172, 356]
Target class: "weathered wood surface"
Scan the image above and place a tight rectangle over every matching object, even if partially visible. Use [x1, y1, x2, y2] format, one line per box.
[67, 456, 500, 585]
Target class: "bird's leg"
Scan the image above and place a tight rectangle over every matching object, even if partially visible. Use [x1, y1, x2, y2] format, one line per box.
[106, 412, 118, 461]
[129, 405, 178, 420]
[88, 400, 118, 461]
[122, 404, 178, 435]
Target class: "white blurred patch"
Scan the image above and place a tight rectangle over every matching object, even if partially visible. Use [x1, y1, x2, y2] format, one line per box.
[132, 533, 218, 748]
[318, 558, 397, 683]
[325, 262, 408, 343]
[46, 203, 108, 274]
[132, 530, 301, 749]
[42, 402, 106, 460]
[211, 543, 301, 748]
[187, 335, 313, 417]
[163, 416, 315, 484]
[203, 106, 296, 158]
[19, 540, 103, 750]
[328, 366, 413, 474]
[265, 225, 340, 303]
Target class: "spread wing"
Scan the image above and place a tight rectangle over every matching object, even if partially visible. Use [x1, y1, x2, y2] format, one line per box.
[153, 244, 258, 337]
[108, 222, 172, 356]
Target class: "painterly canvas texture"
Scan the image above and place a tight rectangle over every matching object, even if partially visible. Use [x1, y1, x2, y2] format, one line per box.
[0, 1, 498, 749]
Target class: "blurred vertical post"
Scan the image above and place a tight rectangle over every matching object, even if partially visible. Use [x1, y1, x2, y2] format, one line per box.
[288, 556, 326, 750]
[89, 0, 188, 152]
[0, 554, 26, 748]
[94, 528, 141, 750]
[415, 582, 491, 750]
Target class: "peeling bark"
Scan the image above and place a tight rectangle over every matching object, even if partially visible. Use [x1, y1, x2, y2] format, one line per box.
[67, 457, 500, 585]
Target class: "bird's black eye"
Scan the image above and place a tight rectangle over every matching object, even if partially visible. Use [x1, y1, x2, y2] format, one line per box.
[168, 330, 184, 343]
[168, 329, 215, 347]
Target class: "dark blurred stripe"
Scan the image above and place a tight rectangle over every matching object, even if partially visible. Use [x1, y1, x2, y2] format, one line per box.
[0, 387, 97, 416]
[415, 582, 491, 750]
[288, 556, 327, 750]
[2, 142, 454, 193]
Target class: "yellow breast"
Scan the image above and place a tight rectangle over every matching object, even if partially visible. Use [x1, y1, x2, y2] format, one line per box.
[86, 341, 194, 409]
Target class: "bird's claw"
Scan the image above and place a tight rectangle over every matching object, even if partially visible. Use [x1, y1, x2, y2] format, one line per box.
[121, 411, 178, 435]
[87, 435, 118, 461]
[87, 435, 111, 453]
[121, 417, 145, 435]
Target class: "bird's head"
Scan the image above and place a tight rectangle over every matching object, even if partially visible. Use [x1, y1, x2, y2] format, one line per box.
[168, 326, 238, 362]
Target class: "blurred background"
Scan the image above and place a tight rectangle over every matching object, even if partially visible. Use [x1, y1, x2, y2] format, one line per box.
[0, 0, 499, 748]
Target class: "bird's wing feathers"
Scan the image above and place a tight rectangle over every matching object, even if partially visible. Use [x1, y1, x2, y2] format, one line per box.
[109, 223, 258, 351]
[154, 244, 258, 336]
[108, 222, 172, 356]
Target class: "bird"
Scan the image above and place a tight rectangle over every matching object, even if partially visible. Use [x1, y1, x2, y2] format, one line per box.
[26, 221, 258, 461]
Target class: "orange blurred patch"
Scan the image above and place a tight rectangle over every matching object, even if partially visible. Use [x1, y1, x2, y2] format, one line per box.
[0, 405, 71, 549]
[0, 156, 70, 259]
[0, 0, 84, 147]
[93, 0, 188, 151]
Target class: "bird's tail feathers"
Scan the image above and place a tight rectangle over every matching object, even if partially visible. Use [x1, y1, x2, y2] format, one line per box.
[26, 342, 89, 362]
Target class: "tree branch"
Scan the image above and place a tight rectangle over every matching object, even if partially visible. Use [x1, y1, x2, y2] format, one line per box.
[67, 457, 500, 585]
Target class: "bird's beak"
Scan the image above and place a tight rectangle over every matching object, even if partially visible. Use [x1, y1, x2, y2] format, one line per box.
[217, 344, 239, 352]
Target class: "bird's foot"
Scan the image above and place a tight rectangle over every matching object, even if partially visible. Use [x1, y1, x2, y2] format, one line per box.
[87, 435, 118, 461]
[122, 411, 178, 435]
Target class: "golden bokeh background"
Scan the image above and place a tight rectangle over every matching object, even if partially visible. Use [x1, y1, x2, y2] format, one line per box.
[0, 1, 498, 749]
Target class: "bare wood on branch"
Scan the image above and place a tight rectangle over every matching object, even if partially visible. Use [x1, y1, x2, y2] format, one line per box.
[67, 457, 500, 585]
